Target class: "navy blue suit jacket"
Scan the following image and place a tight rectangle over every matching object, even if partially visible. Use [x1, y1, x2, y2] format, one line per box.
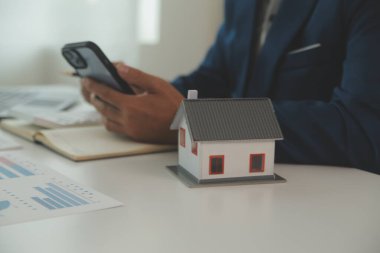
[173, 0, 380, 174]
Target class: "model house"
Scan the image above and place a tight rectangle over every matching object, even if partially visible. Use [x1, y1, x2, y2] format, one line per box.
[170, 92, 284, 183]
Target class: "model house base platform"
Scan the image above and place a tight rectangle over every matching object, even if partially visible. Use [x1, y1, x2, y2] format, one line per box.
[167, 165, 286, 188]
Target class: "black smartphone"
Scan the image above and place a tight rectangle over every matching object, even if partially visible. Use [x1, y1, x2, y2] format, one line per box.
[62, 41, 134, 94]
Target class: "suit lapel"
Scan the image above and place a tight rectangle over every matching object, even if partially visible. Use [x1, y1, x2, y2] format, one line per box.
[246, 0, 318, 97]
[232, 0, 259, 97]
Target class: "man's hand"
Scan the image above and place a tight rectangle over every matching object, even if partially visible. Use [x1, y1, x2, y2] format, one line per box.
[81, 63, 184, 144]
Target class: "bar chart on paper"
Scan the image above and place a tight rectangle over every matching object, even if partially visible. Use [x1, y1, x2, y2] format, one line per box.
[31, 182, 92, 210]
[0, 155, 41, 180]
[0, 152, 122, 226]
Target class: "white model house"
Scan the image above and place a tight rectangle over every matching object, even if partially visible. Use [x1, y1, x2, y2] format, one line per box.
[170, 94, 284, 183]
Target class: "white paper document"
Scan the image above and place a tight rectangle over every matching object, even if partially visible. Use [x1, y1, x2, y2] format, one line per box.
[0, 130, 22, 151]
[0, 152, 123, 226]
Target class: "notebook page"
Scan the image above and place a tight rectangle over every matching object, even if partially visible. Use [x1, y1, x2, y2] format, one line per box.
[38, 126, 175, 160]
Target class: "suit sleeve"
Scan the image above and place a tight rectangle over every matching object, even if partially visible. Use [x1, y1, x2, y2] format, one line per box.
[274, 0, 380, 174]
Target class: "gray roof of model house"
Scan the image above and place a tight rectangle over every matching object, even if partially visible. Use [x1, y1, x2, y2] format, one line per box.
[170, 98, 284, 142]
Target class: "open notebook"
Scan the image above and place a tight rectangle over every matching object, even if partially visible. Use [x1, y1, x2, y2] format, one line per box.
[0, 119, 176, 161]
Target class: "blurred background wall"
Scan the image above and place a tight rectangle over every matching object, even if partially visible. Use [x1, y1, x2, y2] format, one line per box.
[0, 0, 223, 86]
[138, 0, 223, 80]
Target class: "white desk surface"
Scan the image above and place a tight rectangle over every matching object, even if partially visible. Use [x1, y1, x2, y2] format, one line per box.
[0, 136, 379, 253]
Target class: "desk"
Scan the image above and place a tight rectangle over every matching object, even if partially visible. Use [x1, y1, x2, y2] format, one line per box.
[0, 137, 379, 253]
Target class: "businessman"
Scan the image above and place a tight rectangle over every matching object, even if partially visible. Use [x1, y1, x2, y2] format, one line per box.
[81, 0, 380, 174]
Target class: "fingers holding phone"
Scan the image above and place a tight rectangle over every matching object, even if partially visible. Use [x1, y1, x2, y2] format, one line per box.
[81, 79, 91, 103]
[82, 64, 184, 143]
[63, 41, 184, 143]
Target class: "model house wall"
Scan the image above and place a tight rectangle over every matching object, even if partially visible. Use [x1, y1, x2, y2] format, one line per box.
[178, 118, 200, 179]
[178, 118, 275, 180]
[200, 140, 275, 180]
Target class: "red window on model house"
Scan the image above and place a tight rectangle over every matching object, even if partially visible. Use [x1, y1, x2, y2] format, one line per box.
[180, 128, 186, 147]
[192, 142, 198, 155]
[209, 155, 224, 175]
[250, 154, 265, 173]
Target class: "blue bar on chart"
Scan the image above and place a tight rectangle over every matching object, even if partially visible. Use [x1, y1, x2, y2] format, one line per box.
[31, 183, 90, 210]
[0, 156, 34, 178]
[34, 187, 72, 208]
[45, 187, 81, 206]
[43, 198, 64, 209]
[31, 197, 55, 210]
[48, 183, 89, 205]
[0, 166, 18, 179]
[0, 157, 34, 177]
[10, 164, 34, 176]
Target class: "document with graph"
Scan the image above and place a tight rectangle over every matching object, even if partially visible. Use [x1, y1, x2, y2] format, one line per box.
[0, 152, 123, 226]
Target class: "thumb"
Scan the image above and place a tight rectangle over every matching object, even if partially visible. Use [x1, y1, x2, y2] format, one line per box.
[116, 63, 162, 93]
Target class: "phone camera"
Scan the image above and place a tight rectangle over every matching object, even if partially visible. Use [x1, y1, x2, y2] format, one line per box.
[62, 49, 87, 69]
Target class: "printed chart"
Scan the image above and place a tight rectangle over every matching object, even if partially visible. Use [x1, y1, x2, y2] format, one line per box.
[0, 156, 43, 179]
[0, 152, 122, 226]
